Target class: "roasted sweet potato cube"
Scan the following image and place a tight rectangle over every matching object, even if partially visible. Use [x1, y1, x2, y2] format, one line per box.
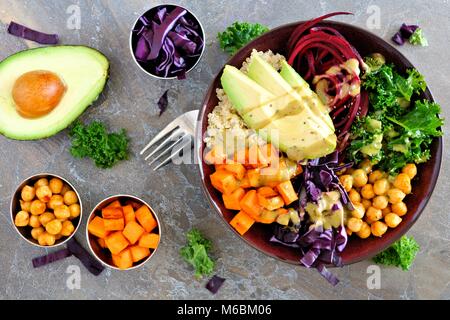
[123, 205, 136, 224]
[102, 206, 123, 219]
[105, 231, 129, 255]
[105, 200, 121, 209]
[88, 216, 109, 238]
[97, 238, 107, 249]
[130, 245, 150, 263]
[223, 187, 245, 210]
[103, 218, 125, 231]
[138, 233, 160, 249]
[112, 248, 133, 270]
[135, 205, 157, 233]
[122, 221, 145, 245]
[230, 211, 255, 235]
[210, 170, 240, 194]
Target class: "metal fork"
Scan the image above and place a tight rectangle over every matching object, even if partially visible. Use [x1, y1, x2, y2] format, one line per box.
[140, 110, 199, 170]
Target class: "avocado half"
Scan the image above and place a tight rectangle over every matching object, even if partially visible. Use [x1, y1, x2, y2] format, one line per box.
[0, 45, 109, 140]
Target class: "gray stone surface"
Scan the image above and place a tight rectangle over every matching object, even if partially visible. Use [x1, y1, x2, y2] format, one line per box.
[0, 0, 449, 300]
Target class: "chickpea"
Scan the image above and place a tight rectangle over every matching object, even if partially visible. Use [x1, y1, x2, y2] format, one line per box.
[29, 215, 41, 228]
[60, 220, 75, 236]
[366, 206, 382, 223]
[372, 195, 388, 210]
[54, 205, 71, 220]
[359, 159, 373, 174]
[352, 169, 368, 188]
[371, 221, 388, 237]
[30, 199, 46, 215]
[48, 195, 64, 210]
[345, 226, 353, 236]
[402, 163, 417, 179]
[351, 202, 365, 219]
[391, 201, 407, 216]
[393, 173, 411, 194]
[387, 188, 406, 204]
[21, 185, 35, 202]
[54, 234, 63, 240]
[385, 213, 402, 228]
[34, 178, 49, 189]
[36, 185, 52, 202]
[369, 170, 384, 184]
[373, 178, 390, 195]
[49, 178, 64, 194]
[339, 175, 353, 192]
[361, 184, 375, 199]
[38, 212, 55, 227]
[349, 189, 361, 204]
[14, 210, 29, 227]
[361, 199, 372, 210]
[381, 206, 391, 217]
[20, 200, 31, 212]
[356, 222, 371, 239]
[38, 232, 56, 246]
[347, 217, 364, 232]
[60, 184, 71, 196]
[69, 203, 81, 219]
[63, 191, 78, 206]
[46, 219, 62, 235]
[31, 227, 45, 240]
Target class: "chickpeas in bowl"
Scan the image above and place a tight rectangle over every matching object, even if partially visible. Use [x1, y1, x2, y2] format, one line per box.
[10, 173, 82, 247]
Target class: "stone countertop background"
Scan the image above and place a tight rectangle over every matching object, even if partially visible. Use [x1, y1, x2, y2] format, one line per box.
[0, 0, 449, 300]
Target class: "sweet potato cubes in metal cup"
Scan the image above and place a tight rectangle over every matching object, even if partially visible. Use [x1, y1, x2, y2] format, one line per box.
[87, 196, 161, 270]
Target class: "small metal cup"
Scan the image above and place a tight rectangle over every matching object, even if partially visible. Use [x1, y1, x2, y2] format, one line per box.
[10, 173, 83, 248]
[129, 3, 206, 79]
[86, 194, 162, 271]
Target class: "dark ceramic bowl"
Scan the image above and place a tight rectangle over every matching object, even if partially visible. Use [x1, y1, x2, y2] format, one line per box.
[196, 21, 442, 265]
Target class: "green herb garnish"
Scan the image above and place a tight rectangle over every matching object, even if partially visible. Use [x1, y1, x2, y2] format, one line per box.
[180, 229, 215, 278]
[348, 60, 443, 173]
[69, 120, 129, 168]
[217, 22, 269, 55]
[409, 28, 428, 46]
[373, 235, 420, 270]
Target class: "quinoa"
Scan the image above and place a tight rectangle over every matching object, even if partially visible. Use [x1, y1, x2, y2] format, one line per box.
[204, 50, 286, 151]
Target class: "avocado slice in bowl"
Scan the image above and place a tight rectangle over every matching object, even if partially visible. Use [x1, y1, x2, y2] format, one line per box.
[0, 45, 109, 140]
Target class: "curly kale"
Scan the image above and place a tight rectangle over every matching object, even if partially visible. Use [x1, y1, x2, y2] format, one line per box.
[217, 22, 269, 55]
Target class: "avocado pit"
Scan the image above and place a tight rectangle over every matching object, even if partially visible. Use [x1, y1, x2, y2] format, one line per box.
[12, 70, 66, 118]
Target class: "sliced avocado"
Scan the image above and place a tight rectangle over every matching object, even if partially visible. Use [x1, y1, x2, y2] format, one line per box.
[220, 65, 273, 114]
[0, 46, 109, 140]
[279, 60, 334, 129]
[242, 93, 308, 129]
[258, 112, 337, 161]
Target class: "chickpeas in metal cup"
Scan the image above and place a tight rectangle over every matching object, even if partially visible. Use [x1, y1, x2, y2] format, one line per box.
[10, 173, 82, 247]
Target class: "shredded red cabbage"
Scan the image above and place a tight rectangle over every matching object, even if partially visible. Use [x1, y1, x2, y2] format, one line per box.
[392, 32, 405, 45]
[32, 248, 72, 268]
[400, 23, 419, 39]
[67, 238, 104, 276]
[132, 5, 204, 78]
[158, 89, 169, 116]
[7, 21, 58, 44]
[271, 224, 347, 285]
[205, 275, 226, 294]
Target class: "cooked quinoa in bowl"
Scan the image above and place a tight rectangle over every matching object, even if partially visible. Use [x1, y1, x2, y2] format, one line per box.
[204, 50, 286, 152]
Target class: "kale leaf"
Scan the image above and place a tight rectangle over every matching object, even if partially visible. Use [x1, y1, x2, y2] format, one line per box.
[217, 22, 269, 55]
[180, 229, 215, 278]
[69, 120, 129, 169]
[373, 235, 420, 270]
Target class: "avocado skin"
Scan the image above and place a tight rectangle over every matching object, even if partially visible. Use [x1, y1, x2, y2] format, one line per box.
[0, 45, 110, 140]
